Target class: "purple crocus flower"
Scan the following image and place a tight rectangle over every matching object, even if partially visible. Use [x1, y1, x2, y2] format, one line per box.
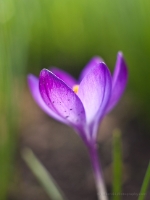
[28, 52, 128, 200]
[28, 52, 127, 142]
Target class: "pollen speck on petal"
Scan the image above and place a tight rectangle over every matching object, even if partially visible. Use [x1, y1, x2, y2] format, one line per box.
[73, 85, 79, 94]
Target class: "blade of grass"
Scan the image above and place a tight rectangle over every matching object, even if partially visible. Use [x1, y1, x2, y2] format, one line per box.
[112, 129, 122, 200]
[0, 1, 16, 198]
[138, 162, 150, 200]
[22, 148, 67, 200]
[0, 0, 34, 198]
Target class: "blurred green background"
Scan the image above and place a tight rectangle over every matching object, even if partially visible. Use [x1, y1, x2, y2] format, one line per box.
[1, 0, 150, 199]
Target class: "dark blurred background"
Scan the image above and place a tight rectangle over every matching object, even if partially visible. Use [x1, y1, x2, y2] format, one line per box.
[1, 0, 150, 199]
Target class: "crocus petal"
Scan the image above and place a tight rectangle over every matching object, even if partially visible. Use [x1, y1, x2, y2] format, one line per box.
[50, 67, 77, 88]
[39, 69, 86, 131]
[79, 56, 103, 82]
[77, 63, 112, 133]
[106, 52, 128, 113]
[27, 74, 67, 123]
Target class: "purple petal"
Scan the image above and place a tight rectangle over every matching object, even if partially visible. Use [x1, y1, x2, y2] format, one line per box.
[27, 74, 67, 123]
[77, 62, 112, 138]
[79, 56, 103, 82]
[39, 69, 86, 130]
[50, 67, 77, 88]
[106, 52, 128, 113]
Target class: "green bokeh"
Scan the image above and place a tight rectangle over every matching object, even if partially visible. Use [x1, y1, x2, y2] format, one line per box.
[1, 0, 150, 198]
[27, 0, 150, 115]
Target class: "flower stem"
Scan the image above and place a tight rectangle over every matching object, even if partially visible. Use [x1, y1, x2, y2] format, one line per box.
[88, 142, 108, 200]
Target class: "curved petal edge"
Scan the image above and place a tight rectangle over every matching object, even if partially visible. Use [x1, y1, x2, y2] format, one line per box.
[27, 74, 67, 123]
[79, 56, 103, 82]
[50, 67, 77, 88]
[106, 52, 128, 113]
[77, 62, 112, 139]
[39, 69, 86, 131]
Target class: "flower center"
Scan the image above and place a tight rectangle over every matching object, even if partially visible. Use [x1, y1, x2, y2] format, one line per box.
[73, 85, 79, 94]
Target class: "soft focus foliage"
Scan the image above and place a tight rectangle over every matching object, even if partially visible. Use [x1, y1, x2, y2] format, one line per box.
[1, 0, 150, 199]
[28, 0, 150, 117]
[0, 0, 31, 198]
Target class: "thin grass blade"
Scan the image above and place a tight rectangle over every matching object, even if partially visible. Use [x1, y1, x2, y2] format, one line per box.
[22, 148, 67, 200]
[112, 129, 122, 200]
[138, 162, 150, 200]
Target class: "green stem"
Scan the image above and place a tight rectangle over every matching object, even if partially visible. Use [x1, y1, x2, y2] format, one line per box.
[138, 162, 150, 200]
[112, 129, 122, 200]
